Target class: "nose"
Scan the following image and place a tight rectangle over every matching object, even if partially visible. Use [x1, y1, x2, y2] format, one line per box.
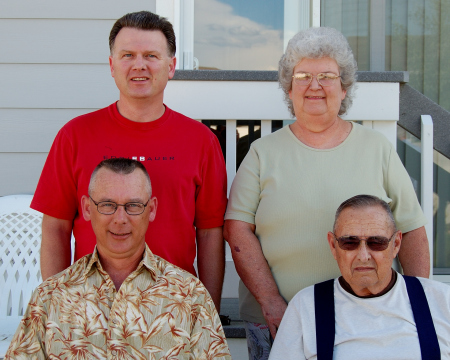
[356, 241, 371, 261]
[132, 54, 145, 70]
[309, 75, 322, 90]
[113, 205, 128, 223]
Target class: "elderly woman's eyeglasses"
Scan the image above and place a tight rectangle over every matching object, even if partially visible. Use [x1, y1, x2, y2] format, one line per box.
[332, 232, 397, 251]
[292, 72, 341, 87]
[90, 196, 150, 215]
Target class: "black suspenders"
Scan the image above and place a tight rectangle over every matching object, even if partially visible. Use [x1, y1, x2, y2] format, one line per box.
[314, 279, 335, 360]
[404, 276, 441, 360]
[313, 276, 441, 360]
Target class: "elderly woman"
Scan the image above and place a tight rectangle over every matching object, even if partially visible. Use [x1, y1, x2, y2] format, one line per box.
[224, 27, 430, 360]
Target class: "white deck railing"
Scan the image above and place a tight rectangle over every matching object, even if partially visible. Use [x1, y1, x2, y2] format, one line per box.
[421, 115, 434, 278]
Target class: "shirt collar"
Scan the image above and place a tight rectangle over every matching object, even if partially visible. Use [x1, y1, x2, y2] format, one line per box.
[84, 245, 101, 277]
[83, 244, 158, 281]
[339, 268, 397, 298]
[141, 244, 158, 280]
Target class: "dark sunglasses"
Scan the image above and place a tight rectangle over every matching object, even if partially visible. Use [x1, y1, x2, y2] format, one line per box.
[333, 232, 397, 251]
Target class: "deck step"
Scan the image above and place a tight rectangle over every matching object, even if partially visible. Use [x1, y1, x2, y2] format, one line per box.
[220, 298, 246, 338]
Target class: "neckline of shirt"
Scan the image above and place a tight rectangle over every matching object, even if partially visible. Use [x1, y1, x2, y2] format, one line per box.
[336, 270, 401, 301]
[109, 101, 171, 131]
[85, 244, 158, 279]
[284, 121, 358, 152]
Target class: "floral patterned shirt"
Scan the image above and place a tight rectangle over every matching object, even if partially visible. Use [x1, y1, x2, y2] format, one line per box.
[5, 245, 231, 359]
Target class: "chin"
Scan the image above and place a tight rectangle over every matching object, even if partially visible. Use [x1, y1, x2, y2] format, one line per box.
[353, 274, 377, 285]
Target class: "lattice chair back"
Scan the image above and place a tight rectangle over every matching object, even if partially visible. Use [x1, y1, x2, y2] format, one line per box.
[0, 195, 43, 335]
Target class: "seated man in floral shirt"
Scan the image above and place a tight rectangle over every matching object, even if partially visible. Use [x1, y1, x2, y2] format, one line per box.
[5, 158, 231, 360]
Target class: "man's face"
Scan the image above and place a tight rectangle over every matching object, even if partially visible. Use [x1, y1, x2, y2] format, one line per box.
[327, 205, 402, 296]
[109, 27, 176, 104]
[81, 168, 157, 262]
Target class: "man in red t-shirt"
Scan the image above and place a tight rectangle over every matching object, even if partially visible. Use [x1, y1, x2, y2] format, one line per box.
[31, 11, 227, 311]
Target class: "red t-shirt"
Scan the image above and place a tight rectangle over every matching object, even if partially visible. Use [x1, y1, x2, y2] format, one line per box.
[31, 103, 227, 275]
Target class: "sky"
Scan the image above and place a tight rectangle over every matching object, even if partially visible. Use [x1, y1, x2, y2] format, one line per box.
[194, 0, 284, 70]
[218, 0, 284, 30]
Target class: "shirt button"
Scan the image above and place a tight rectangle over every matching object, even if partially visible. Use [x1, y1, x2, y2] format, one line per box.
[111, 350, 117, 356]
[112, 319, 118, 324]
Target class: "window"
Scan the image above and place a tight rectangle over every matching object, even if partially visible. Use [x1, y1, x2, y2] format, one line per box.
[321, 0, 450, 112]
[194, 0, 284, 70]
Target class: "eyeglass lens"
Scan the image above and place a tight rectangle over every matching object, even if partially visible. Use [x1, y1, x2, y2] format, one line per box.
[336, 235, 392, 251]
[293, 73, 338, 86]
[97, 201, 145, 215]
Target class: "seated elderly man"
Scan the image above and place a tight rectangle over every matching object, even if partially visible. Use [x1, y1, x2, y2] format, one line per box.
[5, 158, 231, 360]
[269, 195, 450, 360]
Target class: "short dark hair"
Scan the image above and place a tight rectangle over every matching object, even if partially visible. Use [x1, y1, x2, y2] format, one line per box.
[333, 195, 396, 232]
[88, 158, 151, 195]
[109, 11, 176, 56]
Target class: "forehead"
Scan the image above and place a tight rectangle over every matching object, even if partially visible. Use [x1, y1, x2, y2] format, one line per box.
[113, 27, 168, 53]
[335, 205, 392, 237]
[294, 57, 340, 73]
[91, 168, 149, 199]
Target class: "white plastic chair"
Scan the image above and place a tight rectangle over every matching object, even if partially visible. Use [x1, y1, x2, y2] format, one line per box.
[0, 195, 43, 358]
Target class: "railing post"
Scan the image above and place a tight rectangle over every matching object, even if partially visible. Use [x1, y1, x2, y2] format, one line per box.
[421, 115, 433, 278]
[225, 120, 237, 264]
[226, 120, 237, 197]
[261, 120, 272, 137]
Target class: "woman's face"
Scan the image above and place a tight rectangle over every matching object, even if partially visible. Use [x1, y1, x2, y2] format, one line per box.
[289, 57, 346, 124]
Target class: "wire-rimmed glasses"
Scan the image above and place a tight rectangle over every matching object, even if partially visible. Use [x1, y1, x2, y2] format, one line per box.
[292, 72, 341, 87]
[89, 196, 150, 215]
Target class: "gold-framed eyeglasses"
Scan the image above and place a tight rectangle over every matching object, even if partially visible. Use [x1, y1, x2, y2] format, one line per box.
[89, 196, 150, 215]
[292, 72, 341, 87]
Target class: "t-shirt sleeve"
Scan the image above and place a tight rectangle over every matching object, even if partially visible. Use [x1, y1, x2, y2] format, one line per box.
[418, 277, 450, 325]
[194, 134, 227, 229]
[225, 144, 261, 224]
[268, 293, 307, 360]
[385, 144, 427, 233]
[30, 127, 78, 221]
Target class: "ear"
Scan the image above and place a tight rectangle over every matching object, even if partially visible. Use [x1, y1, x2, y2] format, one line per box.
[109, 55, 114, 78]
[341, 88, 347, 101]
[327, 232, 338, 260]
[289, 88, 293, 100]
[392, 230, 402, 258]
[168, 57, 176, 79]
[148, 197, 158, 222]
[81, 195, 92, 221]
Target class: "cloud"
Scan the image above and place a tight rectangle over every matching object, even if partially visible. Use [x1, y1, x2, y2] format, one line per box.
[194, 0, 283, 70]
